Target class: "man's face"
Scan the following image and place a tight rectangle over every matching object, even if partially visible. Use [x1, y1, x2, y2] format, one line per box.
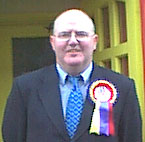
[50, 11, 98, 72]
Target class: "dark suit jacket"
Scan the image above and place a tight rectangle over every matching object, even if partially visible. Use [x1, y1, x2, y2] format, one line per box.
[2, 64, 142, 142]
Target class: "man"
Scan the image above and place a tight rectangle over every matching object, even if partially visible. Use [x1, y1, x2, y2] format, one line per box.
[2, 9, 142, 142]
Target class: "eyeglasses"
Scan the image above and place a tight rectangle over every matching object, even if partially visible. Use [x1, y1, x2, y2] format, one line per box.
[54, 31, 94, 41]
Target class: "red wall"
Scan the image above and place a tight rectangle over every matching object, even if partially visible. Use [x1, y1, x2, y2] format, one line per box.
[140, 0, 145, 94]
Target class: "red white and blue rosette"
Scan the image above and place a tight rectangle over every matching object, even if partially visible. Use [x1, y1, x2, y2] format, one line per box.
[89, 80, 118, 136]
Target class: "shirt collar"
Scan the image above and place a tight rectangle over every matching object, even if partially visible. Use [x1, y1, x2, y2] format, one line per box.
[56, 62, 93, 85]
[56, 64, 68, 85]
[80, 62, 93, 84]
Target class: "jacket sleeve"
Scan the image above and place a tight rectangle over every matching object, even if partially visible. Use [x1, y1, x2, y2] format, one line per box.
[118, 80, 142, 142]
[2, 78, 27, 142]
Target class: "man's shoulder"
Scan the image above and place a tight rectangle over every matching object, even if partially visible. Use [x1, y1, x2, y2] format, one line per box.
[94, 64, 134, 84]
[14, 64, 56, 84]
[93, 65, 136, 96]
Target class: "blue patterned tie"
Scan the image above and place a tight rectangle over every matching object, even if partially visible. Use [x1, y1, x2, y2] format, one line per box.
[65, 76, 84, 138]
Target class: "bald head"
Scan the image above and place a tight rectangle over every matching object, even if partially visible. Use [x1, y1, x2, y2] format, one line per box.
[53, 9, 95, 34]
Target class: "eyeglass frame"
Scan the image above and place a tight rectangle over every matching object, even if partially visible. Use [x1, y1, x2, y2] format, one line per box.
[52, 31, 96, 42]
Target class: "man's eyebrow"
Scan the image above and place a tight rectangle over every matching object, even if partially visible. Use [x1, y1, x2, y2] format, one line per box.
[58, 31, 71, 35]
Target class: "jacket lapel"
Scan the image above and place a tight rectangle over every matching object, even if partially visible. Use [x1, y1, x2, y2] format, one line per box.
[37, 65, 70, 141]
[73, 64, 106, 140]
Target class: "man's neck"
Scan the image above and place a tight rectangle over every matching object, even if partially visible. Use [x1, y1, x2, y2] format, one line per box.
[58, 62, 92, 76]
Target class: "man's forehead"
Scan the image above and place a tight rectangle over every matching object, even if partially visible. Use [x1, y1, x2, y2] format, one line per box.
[53, 9, 94, 33]
[55, 10, 90, 22]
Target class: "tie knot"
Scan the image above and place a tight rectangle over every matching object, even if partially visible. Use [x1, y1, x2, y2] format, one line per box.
[70, 77, 78, 88]
[68, 76, 82, 89]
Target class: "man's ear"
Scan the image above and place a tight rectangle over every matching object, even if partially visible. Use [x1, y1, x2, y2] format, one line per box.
[50, 35, 55, 51]
[93, 34, 98, 51]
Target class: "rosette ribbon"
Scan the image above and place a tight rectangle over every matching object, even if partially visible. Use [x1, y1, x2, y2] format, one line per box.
[89, 80, 118, 136]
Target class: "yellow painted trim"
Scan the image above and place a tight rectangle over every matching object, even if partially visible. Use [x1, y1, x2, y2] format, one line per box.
[0, 34, 13, 142]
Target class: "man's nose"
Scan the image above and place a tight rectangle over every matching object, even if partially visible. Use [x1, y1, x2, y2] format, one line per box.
[68, 32, 79, 46]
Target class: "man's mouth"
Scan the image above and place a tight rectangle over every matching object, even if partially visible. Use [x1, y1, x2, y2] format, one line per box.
[67, 49, 81, 52]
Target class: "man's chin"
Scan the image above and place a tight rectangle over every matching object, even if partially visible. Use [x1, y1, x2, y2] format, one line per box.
[66, 61, 82, 66]
[64, 57, 84, 66]
[65, 60, 83, 66]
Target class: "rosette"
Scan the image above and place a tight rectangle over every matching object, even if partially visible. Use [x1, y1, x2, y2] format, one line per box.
[89, 80, 118, 136]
